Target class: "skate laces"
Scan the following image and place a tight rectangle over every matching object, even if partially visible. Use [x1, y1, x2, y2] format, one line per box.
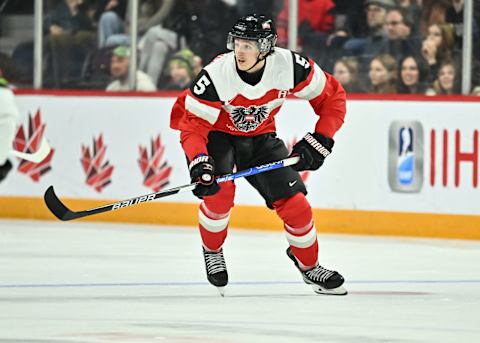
[204, 250, 227, 275]
[305, 265, 335, 283]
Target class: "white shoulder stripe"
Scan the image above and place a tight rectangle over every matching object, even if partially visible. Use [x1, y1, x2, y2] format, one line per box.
[293, 64, 326, 100]
[185, 94, 220, 125]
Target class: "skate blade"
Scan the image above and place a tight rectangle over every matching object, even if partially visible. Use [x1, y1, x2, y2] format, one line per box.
[311, 284, 347, 296]
[217, 286, 226, 297]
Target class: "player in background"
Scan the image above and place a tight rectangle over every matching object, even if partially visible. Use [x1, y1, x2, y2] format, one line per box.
[170, 14, 347, 296]
[0, 69, 19, 183]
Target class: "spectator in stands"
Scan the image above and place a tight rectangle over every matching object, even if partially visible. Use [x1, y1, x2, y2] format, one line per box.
[0, 53, 18, 86]
[472, 85, 480, 96]
[368, 54, 397, 93]
[397, 0, 422, 34]
[192, 55, 203, 76]
[421, 22, 456, 81]
[426, 60, 460, 95]
[276, 0, 335, 52]
[343, 0, 394, 57]
[176, 0, 238, 65]
[103, 0, 180, 47]
[419, 0, 451, 35]
[137, 0, 234, 89]
[385, 7, 412, 41]
[95, 0, 128, 48]
[43, 0, 96, 87]
[321, 1, 366, 71]
[397, 55, 429, 94]
[43, 0, 94, 36]
[106, 45, 156, 91]
[331, 0, 368, 36]
[333, 57, 363, 93]
[382, 7, 420, 61]
[237, 0, 281, 18]
[343, 0, 395, 85]
[163, 49, 196, 90]
[445, 0, 480, 58]
[137, 0, 181, 88]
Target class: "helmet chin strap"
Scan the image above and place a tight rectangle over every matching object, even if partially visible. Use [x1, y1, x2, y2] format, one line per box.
[237, 52, 265, 72]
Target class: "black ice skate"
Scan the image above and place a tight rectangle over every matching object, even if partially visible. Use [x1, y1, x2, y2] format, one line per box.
[287, 247, 347, 295]
[203, 247, 228, 296]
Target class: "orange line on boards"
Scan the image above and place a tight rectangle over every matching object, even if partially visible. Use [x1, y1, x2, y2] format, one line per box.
[0, 197, 479, 240]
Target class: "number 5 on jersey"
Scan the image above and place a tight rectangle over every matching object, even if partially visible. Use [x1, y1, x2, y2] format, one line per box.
[294, 53, 310, 70]
[193, 74, 212, 95]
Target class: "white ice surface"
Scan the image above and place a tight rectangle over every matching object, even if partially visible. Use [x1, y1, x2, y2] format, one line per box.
[1, 219, 479, 343]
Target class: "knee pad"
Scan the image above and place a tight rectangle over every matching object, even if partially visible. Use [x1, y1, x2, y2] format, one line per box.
[273, 192, 312, 228]
[203, 181, 235, 214]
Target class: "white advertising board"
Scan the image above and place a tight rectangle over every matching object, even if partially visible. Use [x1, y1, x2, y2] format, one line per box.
[2, 94, 479, 216]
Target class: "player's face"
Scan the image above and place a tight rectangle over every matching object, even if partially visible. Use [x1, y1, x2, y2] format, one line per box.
[401, 57, 419, 86]
[234, 39, 261, 71]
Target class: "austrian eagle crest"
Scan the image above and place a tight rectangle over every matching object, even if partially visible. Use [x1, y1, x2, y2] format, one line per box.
[229, 105, 269, 132]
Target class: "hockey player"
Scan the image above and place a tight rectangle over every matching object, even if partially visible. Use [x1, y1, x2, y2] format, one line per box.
[0, 70, 18, 183]
[170, 14, 347, 296]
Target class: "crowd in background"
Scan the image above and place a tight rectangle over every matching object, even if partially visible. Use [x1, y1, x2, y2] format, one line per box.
[0, 0, 480, 95]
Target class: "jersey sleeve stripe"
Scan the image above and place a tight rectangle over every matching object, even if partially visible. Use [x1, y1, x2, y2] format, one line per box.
[293, 64, 327, 100]
[185, 94, 221, 125]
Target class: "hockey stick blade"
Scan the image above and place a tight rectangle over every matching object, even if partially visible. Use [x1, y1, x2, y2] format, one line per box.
[44, 183, 197, 221]
[9, 138, 51, 163]
[44, 186, 80, 221]
[44, 156, 300, 221]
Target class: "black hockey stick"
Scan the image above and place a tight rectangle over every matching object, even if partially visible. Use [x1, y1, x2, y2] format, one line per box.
[44, 156, 300, 221]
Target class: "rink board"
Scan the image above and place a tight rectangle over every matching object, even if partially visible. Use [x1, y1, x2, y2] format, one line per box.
[1, 92, 479, 239]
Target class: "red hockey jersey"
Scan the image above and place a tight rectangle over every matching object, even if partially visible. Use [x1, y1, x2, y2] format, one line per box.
[170, 47, 346, 160]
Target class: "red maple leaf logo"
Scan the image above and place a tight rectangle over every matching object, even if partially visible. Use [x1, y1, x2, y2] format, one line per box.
[288, 137, 310, 183]
[81, 134, 114, 192]
[138, 135, 172, 192]
[14, 109, 54, 182]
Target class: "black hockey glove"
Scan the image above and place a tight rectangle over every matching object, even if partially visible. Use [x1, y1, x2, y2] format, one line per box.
[290, 132, 334, 171]
[0, 159, 12, 183]
[189, 154, 220, 198]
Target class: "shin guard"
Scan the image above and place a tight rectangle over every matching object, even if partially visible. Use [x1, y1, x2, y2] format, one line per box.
[273, 193, 318, 269]
[198, 181, 235, 251]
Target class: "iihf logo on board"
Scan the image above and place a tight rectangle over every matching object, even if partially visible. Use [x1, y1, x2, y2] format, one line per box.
[388, 121, 424, 192]
[81, 134, 114, 192]
[138, 135, 172, 192]
[229, 105, 269, 132]
[14, 109, 54, 181]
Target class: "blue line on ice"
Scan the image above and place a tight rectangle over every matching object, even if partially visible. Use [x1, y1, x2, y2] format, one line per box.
[0, 280, 480, 288]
